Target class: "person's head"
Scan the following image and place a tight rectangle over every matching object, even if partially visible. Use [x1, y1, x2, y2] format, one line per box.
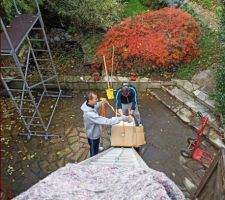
[121, 86, 129, 97]
[85, 91, 98, 106]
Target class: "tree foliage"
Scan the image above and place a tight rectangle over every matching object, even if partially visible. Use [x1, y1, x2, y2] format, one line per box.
[215, 0, 225, 121]
[96, 8, 201, 72]
[1, 0, 43, 24]
[45, 0, 124, 31]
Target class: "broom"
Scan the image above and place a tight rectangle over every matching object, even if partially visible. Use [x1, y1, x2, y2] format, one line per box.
[103, 55, 114, 100]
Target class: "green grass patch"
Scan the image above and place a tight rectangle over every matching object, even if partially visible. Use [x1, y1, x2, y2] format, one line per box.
[176, 29, 220, 79]
[122, 0, 149, 18]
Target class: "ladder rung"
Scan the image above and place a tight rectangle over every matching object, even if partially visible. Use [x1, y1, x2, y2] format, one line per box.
[2, 78, 24, 81]
[21, 116, 40, 119]
[36, 59, 49, 61]
[44, 91, 60, 94]
[29, 124, 43, 126]
[39, 67, 53, 69]
[30, 131, 45, 133]
[1, 66, 21, 69]
[38, 66, 51, 68]
[31, 28, 42, 30]
[39, 68, 53, 72]
[45, 84, 57, 86]
[13, 98, 33, 102]
[29, 38, 45, 41]
[19, 108, 34, 110]
[9, 89, 29, 92]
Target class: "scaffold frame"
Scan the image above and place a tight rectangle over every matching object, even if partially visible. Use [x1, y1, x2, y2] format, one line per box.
[1, 0, 62, 140]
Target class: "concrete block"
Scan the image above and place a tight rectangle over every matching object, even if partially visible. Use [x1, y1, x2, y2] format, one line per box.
[89, 82, 107, 90]
[196, 91, 208, 101]
[117, 76, 130, 82]
[103, 76, 117, 83]
[58, 75, 64, 82]
[173, 79, 185, 87]
[76, 82, 89, 90]
[148, 82, 161, 89]
[130, 81, 140, 90]
[111, 82, 121, 89]
[64, 76, 74, 83]
[185, 101, 208, 114]
[176, 107, 193, 123]
[183, 81, 195, 93]
[84, 76, 92, 82]
[138, 82, 148, 92]
[64, 82, 73, 90]
[139, 77, 149, 82]
[89, 82, 98, 90]
[205, 99, 215, 108]
[161, 81, 175, 86]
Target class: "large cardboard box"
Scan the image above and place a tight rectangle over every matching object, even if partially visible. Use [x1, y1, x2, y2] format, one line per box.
[111, 123, 146, 147]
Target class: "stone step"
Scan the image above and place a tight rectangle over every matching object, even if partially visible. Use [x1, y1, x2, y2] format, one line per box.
[173, 79, 215, 110]
[149, 89, 225, 149]
[162, 85, 222, 133]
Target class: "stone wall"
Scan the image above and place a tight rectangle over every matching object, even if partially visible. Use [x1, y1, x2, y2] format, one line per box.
[57, 75, 175, 91]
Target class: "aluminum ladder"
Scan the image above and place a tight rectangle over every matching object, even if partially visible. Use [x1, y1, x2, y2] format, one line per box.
[79, 147, 149, 169]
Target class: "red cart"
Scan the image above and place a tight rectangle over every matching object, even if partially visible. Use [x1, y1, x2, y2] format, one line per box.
[180, 116, 214, 167]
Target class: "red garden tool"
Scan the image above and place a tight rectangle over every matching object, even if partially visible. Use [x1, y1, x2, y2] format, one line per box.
[180, 115, 214, 167]
[130, 72, 137, 81]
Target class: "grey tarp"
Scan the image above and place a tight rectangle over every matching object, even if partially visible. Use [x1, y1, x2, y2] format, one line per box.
[13, 164, 185, 200]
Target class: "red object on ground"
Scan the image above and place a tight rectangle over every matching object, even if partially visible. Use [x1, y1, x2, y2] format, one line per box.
[130, 72, 137, 81]
[189, 117, 214, 166]
[0, 180, 13, 200]
[92, 72, 100, 81]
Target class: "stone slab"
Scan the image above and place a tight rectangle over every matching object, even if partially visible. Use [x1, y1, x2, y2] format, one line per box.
[176, 108, 193, 123]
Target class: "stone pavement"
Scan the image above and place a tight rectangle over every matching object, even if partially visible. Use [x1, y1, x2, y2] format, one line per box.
[139, 94, 217, 199]
[0, 87, 222, 199]
[150, 79, 225, 149]
[0, 93, 110, 196]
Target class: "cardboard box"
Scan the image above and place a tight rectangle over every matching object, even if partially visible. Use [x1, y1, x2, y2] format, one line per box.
[111, 123, 146, 147]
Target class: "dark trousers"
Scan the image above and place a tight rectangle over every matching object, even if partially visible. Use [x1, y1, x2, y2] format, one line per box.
[88, 138, 100, 157]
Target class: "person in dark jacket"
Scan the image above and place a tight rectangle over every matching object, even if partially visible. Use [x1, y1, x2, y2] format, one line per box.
[115, 84, 141, 125]
[81, 91, 133, 157]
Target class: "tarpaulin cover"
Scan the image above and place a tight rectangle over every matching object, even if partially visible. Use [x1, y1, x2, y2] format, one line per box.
[14, 164, 185, 200]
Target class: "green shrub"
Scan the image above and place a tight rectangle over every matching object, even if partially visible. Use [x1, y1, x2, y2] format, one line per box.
[215, 66, 225, 121]
[122, 0, 149, 18]
[176, 29, 219, 80]
[139, 0, 162, 10]
[117, 0, 128, 3]
[220, 0, 225, 42]
[139, 0, 149, 3]
[46, 0, 124, 31]
[215, 0, 225, 121]
[1, 0, 43, 24]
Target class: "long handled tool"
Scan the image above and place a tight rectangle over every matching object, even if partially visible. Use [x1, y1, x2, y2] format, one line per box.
[100, 98, 120, 116]
[103, 55, 114, 100]
[110, 45, 115, 88]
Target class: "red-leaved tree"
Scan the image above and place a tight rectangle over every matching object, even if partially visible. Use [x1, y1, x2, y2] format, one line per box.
[96, 8, 201, 73]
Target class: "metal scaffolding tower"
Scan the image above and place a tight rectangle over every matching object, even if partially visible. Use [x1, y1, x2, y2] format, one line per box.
[1, 0, 62, 139]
